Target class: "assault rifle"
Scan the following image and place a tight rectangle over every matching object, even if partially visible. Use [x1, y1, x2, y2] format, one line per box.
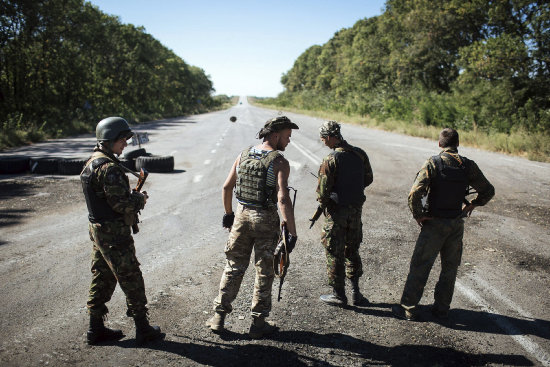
[273, 186, 297, 301]
[131, 168, 149, 233]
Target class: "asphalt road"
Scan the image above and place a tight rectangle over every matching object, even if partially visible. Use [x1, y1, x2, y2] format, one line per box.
[1, 98, 549, 366]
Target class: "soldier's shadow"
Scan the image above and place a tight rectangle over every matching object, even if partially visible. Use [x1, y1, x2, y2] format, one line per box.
[350, 303, 550, 340]
[115, 329, 533, 366]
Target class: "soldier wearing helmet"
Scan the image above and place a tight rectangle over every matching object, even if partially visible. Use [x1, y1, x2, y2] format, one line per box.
[80, 117, 163, 345]
[316, 121, 373, 306]
[207, 116, 299, 339]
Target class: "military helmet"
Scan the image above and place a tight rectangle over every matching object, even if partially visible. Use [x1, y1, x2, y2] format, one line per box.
[96, 117, 133, 142]
[319, 120, 342, 138]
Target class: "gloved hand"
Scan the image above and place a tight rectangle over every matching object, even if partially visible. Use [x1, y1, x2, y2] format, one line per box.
[222, 212, 235, 228]
[283, 233, 297, 254]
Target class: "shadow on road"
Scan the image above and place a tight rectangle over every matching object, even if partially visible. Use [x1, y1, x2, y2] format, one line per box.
[441, 307, 550, 341]
[352, 303, 550, 341]
[113, 330, 533, 366]
[0, 208, 32, 230]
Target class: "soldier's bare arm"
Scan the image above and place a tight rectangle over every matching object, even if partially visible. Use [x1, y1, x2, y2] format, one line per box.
[222, 155, 239, 215]
[274, 156, 297, 236]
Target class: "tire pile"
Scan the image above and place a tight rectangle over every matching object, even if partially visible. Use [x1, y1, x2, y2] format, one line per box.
[0, 149, 175, 175]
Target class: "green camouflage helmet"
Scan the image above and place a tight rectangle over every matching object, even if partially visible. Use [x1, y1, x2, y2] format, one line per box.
[319, 120, 342, 139]
[96, 117, 134, 142]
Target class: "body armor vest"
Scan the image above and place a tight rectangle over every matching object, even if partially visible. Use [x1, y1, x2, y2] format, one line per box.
[428, 153, 470, 218]
[80, 154, 124, 223]
[332, 149, 366, 206]
[235, 148, 280, 208]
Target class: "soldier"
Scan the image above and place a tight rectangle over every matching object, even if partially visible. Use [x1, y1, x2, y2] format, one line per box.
[207, 116, 299, 339]
[316, 121, 374, 306]
[392, 128, 495, 320]
[81, 117, 164, 345]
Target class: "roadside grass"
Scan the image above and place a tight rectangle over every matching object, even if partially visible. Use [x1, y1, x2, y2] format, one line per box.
[253, 101, 550, 163]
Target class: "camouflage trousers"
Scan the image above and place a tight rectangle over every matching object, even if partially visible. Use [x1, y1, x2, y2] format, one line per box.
[400, 217, 464, 312]
[87, 221, 148, 318]
[214, 204, 280, 318]
[321, 204, 364, 289]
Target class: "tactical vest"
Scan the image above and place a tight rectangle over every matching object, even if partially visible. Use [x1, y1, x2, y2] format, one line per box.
[428, 153, 470, 218]
[235, 148, 280, 208]
[80, 153, 124, 223]
[331, 148, 366, 206]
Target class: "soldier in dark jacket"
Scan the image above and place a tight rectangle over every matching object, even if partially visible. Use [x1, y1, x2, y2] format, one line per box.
[81, 117, 163, 345]
[316, 121, 373, 306]
[392, 128, 495, 321]
[206, 116, 299, 339]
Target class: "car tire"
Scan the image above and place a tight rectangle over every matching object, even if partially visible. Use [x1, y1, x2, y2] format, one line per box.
[30, 157, 60, 174]
[58, 158, 87, 175]
[119, 158, 136, 172]
[124, 148, 147, 160]
[0, 156, 30, 174]
[135, 155, 174, 173]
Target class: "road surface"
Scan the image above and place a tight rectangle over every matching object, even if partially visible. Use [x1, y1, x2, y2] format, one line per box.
[1, 97, 549, 366]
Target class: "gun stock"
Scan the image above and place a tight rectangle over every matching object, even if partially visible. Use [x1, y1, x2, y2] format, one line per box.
[131, 168, 149, 234]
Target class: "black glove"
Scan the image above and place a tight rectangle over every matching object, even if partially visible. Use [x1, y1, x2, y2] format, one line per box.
[222, 212, 235, 228]
[283, 234, 297, 254]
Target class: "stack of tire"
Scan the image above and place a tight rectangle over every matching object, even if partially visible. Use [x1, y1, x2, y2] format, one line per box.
[0, 156, 87, 175]
[124, 148, 174, 173]
[0, 149, 174, 175]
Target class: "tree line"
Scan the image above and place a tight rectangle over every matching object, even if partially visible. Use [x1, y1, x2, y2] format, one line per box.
[263, 0, 549, 138]
[1, 0, 228, 148]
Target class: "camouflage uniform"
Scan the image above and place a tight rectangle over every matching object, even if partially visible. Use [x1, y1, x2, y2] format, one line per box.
[84, 150, 148, 318]
[214, 203, 280, 318]
[317, 141, 373, 289]
[400, 147, 494, 313]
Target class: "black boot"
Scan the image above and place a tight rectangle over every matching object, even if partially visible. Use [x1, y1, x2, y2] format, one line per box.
[87, 315, 124, 345]
[134, 315, 164, 345]
[350, 278, 369, 306]
[320, 287, 347, 306]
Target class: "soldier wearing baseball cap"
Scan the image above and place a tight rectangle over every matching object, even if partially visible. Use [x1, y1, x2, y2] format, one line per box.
[316, 120, 374, 307]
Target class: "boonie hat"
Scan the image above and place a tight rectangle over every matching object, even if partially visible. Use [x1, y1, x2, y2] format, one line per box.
[257, 116, 299, 138]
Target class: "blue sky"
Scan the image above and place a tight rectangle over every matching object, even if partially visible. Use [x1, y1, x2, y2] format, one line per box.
[88, 0, 387, 97]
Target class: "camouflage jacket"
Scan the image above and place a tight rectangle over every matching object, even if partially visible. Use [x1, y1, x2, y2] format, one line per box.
[316, 140, 374, 208]
[408, 147, 495, 219]
[86, 149, 145, 226]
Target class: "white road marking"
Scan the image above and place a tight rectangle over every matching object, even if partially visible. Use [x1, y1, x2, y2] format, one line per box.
[288, 159, 302, 170]
[211, 150, 216, 154]
[193, 175, 203, 183]
[468, 274, 535, 319]
[204, 160, 211, 165]
[291, 141, 321, 165]
[456, 280, 550, 366]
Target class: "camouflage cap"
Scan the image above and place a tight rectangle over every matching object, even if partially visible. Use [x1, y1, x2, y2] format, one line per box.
[258, 116, 299, 138]
[319, 120, 342, 138]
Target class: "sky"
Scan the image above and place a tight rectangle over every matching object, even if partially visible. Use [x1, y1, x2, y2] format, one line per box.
[87, 0, 387, 98]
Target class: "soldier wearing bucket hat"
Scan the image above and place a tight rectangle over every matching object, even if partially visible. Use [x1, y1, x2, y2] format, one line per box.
[207, 115, 299, 338]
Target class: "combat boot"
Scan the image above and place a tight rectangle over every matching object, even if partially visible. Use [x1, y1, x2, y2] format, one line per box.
[249, 317, 278, 339]
[319, 287, 347, 306]
[205, 312, 225, 333]
[350, 278, 369, 306]
[87, 315, 124, 345]
[133, 315, 164, 345]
